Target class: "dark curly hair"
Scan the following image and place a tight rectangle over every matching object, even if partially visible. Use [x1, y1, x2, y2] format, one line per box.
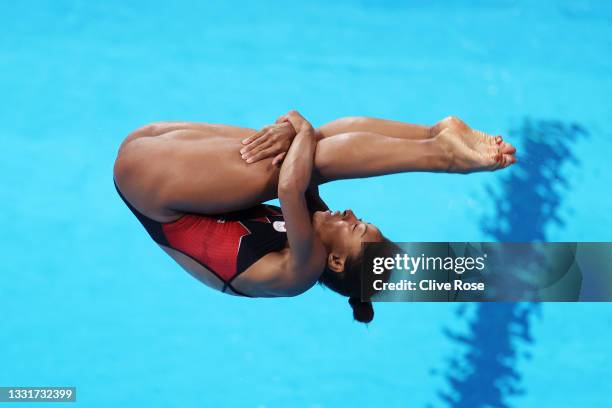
[318, 237, 396, 323]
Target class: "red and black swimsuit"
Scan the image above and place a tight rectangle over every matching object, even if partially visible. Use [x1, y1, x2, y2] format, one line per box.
[115, 182, 288, 297]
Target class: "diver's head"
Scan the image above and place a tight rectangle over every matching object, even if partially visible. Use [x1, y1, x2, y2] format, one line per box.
[313, 209, 391, 324]
[313, 209, 382, 273]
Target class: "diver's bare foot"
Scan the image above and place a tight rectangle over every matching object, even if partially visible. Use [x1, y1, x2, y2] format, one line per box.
[433, 116, 517, 173]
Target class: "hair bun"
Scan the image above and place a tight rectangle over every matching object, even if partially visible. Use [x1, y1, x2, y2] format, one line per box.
[348, 297, 374, 323]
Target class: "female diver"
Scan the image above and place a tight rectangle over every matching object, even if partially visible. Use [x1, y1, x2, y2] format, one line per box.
[113, 111, 516, 323]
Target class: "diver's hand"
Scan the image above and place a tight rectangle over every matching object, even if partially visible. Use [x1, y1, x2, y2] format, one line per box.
[276, 110, 313, 134]
[240, 121, 297, 165]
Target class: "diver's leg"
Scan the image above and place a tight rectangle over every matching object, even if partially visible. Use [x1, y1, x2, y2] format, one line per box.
[312, 127, 515, 184]
[114, 122, 264, 220]
[313, 132, 444, 183]
[119, 121, 255, 151]
[316, 116, 514, 156]
[316, 116, 432, 140]
[114, 120, 514, 221]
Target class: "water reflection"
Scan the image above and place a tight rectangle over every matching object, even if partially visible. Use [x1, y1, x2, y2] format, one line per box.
[436, 119, 588, 407]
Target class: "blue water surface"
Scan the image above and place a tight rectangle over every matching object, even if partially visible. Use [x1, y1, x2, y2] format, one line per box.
[2, 1, 611, 407]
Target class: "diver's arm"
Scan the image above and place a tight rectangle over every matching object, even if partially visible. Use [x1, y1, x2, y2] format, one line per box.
[276, 111, 326, 295]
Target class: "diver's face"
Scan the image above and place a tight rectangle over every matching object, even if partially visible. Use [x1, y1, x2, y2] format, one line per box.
[313, 209, 382, 260]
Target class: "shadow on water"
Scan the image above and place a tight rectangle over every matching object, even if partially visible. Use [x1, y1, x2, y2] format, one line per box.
[434, 119, 589, 408]
[482, 120, 589, 242]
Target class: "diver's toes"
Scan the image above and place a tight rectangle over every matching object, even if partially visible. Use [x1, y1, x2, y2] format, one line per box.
[503, 154, 516, 168]
[502, 142, 516, 154]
